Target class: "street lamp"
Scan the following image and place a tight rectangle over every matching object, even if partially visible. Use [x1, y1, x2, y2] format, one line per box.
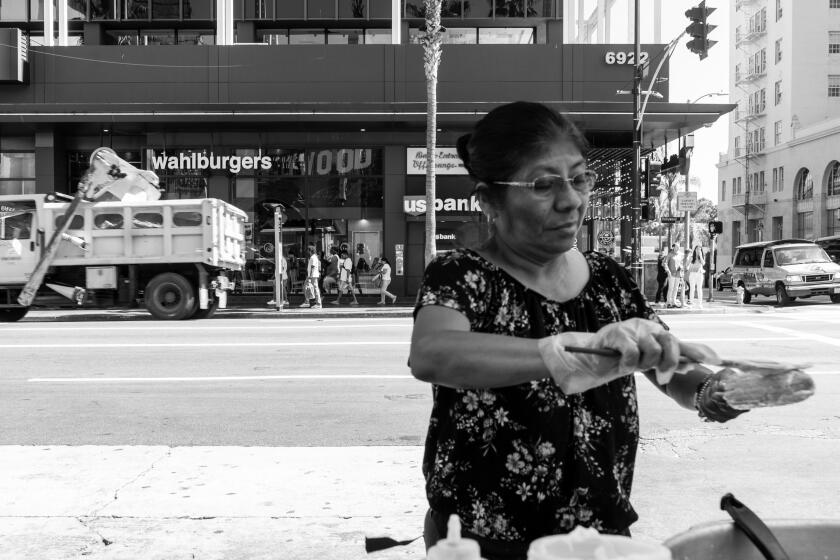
[688, 91, 727, 104]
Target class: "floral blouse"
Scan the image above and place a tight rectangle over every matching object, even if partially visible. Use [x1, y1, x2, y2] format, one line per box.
[413, 248, 662, 543]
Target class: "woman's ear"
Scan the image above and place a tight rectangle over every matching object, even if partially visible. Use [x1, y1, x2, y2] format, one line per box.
[474, 183, 498, 222]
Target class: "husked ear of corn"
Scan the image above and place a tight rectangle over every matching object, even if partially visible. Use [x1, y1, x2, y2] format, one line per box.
[720, 367, 815, 410]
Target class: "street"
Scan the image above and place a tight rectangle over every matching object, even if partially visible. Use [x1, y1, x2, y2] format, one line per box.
[0, 306, 839, 558]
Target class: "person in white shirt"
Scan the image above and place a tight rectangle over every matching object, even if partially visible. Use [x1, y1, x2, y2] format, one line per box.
[686, 246, 705, 308]
[331, 249, 359, 305]
[300, 244, 322, 309]
[375, 256, 397, 305]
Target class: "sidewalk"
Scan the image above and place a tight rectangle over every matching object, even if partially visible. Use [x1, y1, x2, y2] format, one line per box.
[2, 421, 838, 560]
[20, 298, 771, 322]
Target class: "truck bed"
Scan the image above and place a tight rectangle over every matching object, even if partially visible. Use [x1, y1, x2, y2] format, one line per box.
[43, 198, 246, 270]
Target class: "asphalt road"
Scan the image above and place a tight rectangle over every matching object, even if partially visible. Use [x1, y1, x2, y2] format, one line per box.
[1, 306, 838, 447]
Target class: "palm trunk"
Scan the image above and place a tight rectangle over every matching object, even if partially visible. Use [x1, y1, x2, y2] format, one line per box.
[422, 0, 443, 267]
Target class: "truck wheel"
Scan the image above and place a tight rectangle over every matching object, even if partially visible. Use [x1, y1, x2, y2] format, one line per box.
[775, 285, 792, 306]
[145, 273, 196, 320]
[0, 308, 28, 322]
[191, 298, 219, 319]
[831, 294, 840, 304]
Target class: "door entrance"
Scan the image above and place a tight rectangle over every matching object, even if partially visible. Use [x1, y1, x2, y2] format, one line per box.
[0, 199, 38, 283]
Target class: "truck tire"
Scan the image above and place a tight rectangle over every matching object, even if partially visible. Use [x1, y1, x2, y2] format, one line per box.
[775, 285, 792, 306]
[0, 308, 28, 322]
[145, 273, 196, 320]
[831, 294, 840, 304]
[191, 298, 219, 319]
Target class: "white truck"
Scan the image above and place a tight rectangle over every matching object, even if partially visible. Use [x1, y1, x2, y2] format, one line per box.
[0, 148, 246, 322]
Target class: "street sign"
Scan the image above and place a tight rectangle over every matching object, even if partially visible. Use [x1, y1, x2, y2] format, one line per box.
[676, 192, 699, 212]
[659, 216, 683, 224]
[597, 230, 615, 247]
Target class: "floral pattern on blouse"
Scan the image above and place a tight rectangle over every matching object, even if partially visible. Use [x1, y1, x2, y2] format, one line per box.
[413, 248, 662, 543]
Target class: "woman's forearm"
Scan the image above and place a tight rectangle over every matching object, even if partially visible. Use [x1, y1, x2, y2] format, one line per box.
[411, 331, 550, 389]
[645, 368, 709, 410]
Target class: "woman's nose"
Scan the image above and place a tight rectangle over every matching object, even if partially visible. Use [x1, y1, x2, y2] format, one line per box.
[552, 182, 584, 211]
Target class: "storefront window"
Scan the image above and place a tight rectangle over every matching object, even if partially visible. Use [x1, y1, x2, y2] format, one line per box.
[1, 2, 29, 20]
[307, 0, 335, 19]
[339, 1, 367, 18]
[0, 152, 35, 196]
[90, 0, 117, 20]
[151, 0, 181, 19]
[235, 0, 275, 19]
[141, 29, 176, 45]
[327, 29, 364, 44]
[183, 0, 213, 19]
[289, 29, 325, 44]
[124, 0, 149, 19]
[479, 28, 535, 44]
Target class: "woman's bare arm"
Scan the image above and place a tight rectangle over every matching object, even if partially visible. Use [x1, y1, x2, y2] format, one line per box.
[410, 306, 550, 389]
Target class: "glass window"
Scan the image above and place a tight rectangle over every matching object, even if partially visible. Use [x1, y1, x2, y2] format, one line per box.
[183, 0, 213, 19]
[364, 29, 392, 43]
[152, 0, 181, 19]
[141, 29, 176, 44]
[0, 152, 36, 179]
[69, 0, 88, 20]
[236, 0, 275, 19]
[0, 2, 30, 20]
[494, 0, 528, 17]
[775, 80, 782, 104]
[0, 180, 35, 195]
[307, 0, 335, 18]
[829, 209, 840, 235]
[106, 29, 140, 44]
[289, 29, 325, 44]
[339, 0, 367, 18]
[775, 38, 782, 62]
[259, 30, 290, 44]
[91, 0, 118, 20]
[369, 0, 391, 18]
[0, 209, 33, 240]
[442, 27, 478, 44]
[55, 214, 85, 230]
[178, 29, 215, 44]
[797, 169, 813, 199]
[124, 0, 149, 19]
[796, 212, 814, 239]
[466, 0, 492, 17]
[831, 32, 840, 54]
[829, 75, 840, 97]
[832, 0, 840, 8]
[772, 216, 783, 239]
[478, 27, 534, 44]
[774, 120, 782, 145]
[327, 29, 364, 44]
[828, 161, 840, 196]
[276, 2, 304, 18]
[721, 180, 726, 201]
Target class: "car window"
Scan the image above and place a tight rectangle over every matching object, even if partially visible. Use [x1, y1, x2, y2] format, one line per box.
[763, 251, 774, 267]
[775, 246, 830, 265]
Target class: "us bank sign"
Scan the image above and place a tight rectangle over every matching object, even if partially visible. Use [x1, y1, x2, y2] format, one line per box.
[403, 195, 480, 216]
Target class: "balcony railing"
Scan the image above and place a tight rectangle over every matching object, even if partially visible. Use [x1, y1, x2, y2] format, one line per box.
[732, 191, 767, 207]
[736, 69, 767, 84]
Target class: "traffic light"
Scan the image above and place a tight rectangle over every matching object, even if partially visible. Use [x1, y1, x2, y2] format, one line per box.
[708, 221, 723, 235]
[685, 1, 717, 60]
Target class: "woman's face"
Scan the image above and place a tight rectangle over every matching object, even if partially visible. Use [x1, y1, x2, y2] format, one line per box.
[487, 139, 589, 262]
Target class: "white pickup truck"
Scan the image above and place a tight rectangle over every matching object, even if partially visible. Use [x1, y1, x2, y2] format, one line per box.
[0, 148, 246, 321]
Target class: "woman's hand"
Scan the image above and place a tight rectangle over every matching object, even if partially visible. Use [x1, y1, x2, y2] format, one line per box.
[538, 318, 696, 394]
[695, 370, 749, 423]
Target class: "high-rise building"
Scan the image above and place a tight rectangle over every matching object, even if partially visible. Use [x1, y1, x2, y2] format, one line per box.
[0, 0, 727, 296]
[717, 0, 840, 266]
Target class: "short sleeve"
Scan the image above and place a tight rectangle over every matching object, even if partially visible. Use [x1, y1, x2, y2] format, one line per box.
[413, 251, 490, 327]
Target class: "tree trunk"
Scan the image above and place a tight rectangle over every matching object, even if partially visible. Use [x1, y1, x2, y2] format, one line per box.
[422, 0, 443, 267]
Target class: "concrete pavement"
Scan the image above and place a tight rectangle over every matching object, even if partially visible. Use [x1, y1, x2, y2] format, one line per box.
[2, 420, 838, 560]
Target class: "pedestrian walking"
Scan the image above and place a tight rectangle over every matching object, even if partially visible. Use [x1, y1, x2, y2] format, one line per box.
[331, 249, 359, 305]
[410, 101, 745, 560]
[323, 246, 340, 294]
[374, 256, 397, 305]
[687, 246, 705, 308]
[665, 245, 682, 308]
[654, 245, 669, 304]
[299, 244, 322, 309]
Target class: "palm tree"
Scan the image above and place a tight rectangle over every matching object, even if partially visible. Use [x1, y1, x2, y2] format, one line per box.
[420, 0, 444, 266]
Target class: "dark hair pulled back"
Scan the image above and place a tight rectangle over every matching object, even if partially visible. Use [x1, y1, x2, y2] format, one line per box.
[456, 101, 589, 203]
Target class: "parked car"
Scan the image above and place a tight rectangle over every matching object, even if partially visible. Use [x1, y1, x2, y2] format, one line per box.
[815, 235, 840, 264]
[730, 239, 840, 306]
[715, 266, 733, 291]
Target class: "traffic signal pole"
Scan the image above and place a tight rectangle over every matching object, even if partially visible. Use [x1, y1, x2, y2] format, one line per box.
[631, 0, 643, 287]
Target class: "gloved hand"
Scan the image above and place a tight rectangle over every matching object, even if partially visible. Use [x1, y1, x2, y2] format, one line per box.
[538, 318, 683, 394]
[695, 370, 750, 423]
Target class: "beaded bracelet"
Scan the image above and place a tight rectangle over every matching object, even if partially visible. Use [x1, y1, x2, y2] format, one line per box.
[694, 374, 716, 419]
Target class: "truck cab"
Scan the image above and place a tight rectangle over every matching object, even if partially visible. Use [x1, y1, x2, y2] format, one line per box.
[0, 197, 40, 320]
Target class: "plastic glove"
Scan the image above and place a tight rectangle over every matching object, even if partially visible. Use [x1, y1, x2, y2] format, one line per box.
[695, 370, 749, 423]
[537, 318, 682, 394]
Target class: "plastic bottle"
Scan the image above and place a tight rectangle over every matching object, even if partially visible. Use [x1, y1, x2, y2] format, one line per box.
[427, 514, 485, 560]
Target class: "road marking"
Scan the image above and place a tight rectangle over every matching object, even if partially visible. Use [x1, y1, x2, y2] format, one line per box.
[0, 323, 412, 332]
[731, 321, 840, 348]
[682, 337, 790, 342]
[0, 341, 410, 349]
[28, 374, 414, 383]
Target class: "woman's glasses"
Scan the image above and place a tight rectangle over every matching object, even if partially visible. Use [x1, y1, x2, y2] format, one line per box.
[492, 170, 598, 195]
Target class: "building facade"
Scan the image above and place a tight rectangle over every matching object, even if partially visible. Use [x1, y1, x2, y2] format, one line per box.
[717, 0, 840, 267]
[0, 0, 726, 297]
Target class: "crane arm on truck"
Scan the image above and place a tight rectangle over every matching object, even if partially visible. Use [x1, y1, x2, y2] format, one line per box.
[16, 148, 161, 308]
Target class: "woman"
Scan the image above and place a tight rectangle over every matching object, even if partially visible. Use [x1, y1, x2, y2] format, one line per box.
[409, 102, 744, 560]
[332, 249, 359, 305]
[687, 246, 705, 308]
[375, 256, 397, 305]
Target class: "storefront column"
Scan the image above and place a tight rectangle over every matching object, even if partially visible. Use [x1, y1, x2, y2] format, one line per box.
[35, 129, 66, 195]
[383, 145, 407, 296]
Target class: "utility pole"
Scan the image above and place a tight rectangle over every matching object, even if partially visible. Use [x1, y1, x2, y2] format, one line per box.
[631, 0, 643, 285]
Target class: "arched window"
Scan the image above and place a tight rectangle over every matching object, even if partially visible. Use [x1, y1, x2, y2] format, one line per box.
[827, 161, 840, 196]
[796, 168, 813, 200]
